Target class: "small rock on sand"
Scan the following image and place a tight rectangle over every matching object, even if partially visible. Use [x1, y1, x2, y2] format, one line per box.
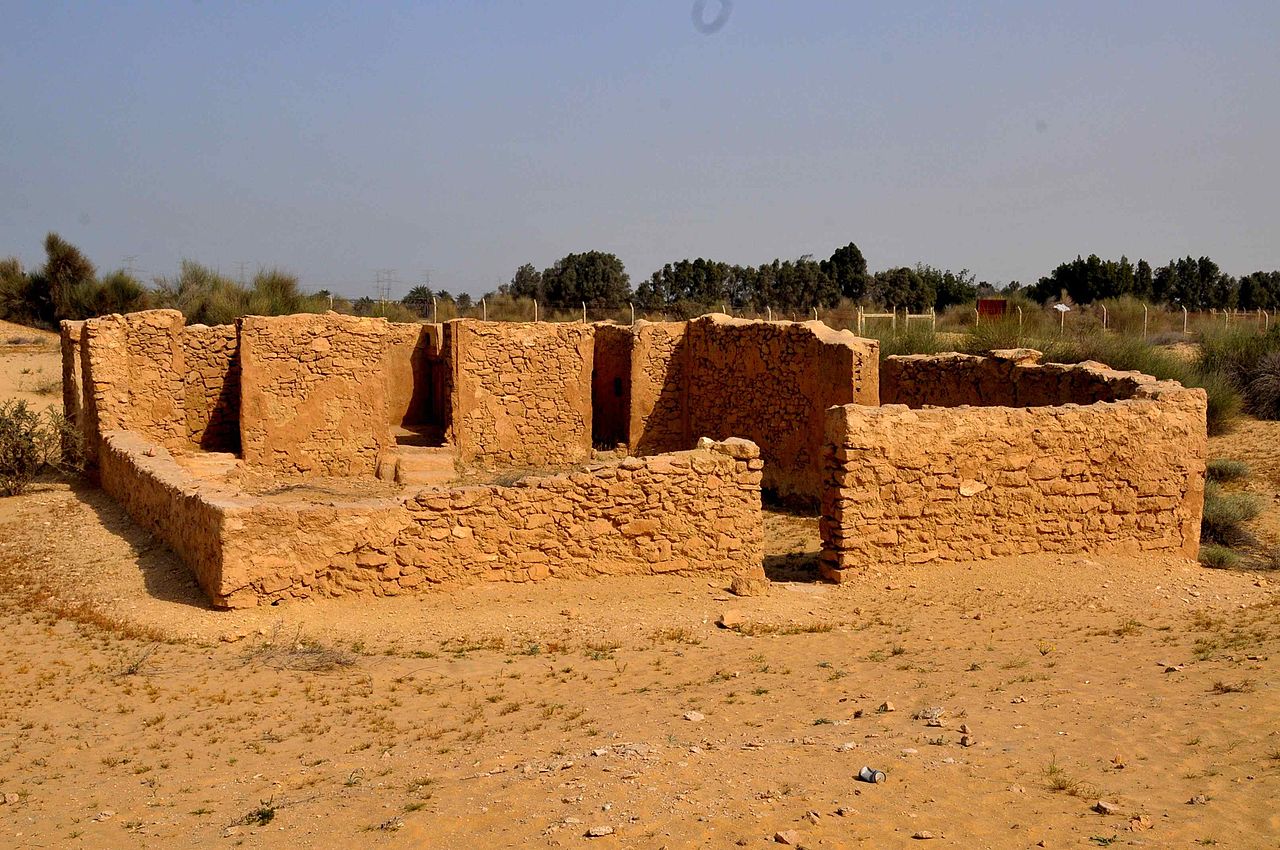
[585, 825, 614, 837]
[683, 711, 705, 722]
[774, 830, 801, 845]
[717, 610, 745, 629]
[1092, 800, 1118, 815]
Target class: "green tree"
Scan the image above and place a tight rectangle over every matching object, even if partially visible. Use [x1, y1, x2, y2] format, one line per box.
[821, 242, 870, 301]
[540, 251, 631, 309]
[915, 264, 977, 310]
[869, 267, 934, 312]
[504, 263, 543, 301]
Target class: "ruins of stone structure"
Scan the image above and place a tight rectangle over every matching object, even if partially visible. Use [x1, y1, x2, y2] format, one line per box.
[61, 311, 1206, 609]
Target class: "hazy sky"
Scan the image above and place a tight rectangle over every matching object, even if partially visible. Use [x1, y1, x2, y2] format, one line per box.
[2, 1, 1277, 298]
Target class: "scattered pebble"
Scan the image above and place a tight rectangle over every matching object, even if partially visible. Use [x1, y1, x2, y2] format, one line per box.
[585, 825, 614, 837]
[912, 830, 936, 840]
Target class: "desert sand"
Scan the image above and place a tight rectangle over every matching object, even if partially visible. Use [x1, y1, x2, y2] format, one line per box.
[0, 339, 1276, 849]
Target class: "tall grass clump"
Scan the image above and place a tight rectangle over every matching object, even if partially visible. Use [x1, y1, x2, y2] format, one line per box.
[1200, 481, 1263, 545]
[1039, 332, 1240, 435]
[1206, 458, 1250, 483]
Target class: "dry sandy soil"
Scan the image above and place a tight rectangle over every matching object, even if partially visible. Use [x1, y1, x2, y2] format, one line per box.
[1, 339, 1277, 849]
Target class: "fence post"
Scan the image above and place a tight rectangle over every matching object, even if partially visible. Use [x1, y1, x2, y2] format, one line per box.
[857, 306, 864, 335]
[1182, 305, 1188, 334]
[481, 297, 487, 321]
[1101, 303, 1107, 330]
[582, 301, 587, 324]
[534, 300, 539, 323]
[974, 307, 980, 326]
[812, 306, 819, 321]
[767, 306, 772, 322]
[891, 307, 897, 333]
[1143, 303, 1148, 339]
[1016, 304, 1023, 331]
[629, 301, 635, 326]
[721, 303, 727, 315]
[1060, 308, 1066, 334]
[931, 307, 936, 331]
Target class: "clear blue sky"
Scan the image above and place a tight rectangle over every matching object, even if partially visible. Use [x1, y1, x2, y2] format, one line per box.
[2, 1, 1277, 297]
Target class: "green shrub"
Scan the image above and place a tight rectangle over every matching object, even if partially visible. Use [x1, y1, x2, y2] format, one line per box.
[1206, 458, 1250, 483]
[1198, 544, 1242, 569]
[0, 401, 79, 496]
[1201, 481, 1264, 545]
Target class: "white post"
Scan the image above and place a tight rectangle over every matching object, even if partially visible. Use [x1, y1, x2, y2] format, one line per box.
[482, 297, 487, 321]
[767, 306, 772, 322]
[721, 303, 727, 315]
[931, 307, 936, 331]
[534, 300, 539, 323]
[629, 301, 635, 326]
[1101, 303, 1108, 330]
[974, 307, 980, 326]
[891, 307, 897, 333]
[857, 306, 864, 335]
[812, 306, 818, 321]
[582, 301, 587, 324]
[432, 296, 437, 323]
[328, 293, 334, 310]
[1060, 308, 1066, 333]
[1266, 310, 1271, 332]
[1143, 304, 1148, 339]
[1183, 305, 1188, 333]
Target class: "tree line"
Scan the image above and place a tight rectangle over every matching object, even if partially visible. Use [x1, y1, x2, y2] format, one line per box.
[6, 233, 1280, 329]
[1025, 254, 1280, 311]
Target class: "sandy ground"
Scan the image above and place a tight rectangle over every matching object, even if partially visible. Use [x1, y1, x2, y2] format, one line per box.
[1, 341, 1278, 849]
[0, 321, 62, 410]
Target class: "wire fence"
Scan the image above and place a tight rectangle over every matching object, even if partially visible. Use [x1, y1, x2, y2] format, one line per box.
[339, 295, 1277, 342]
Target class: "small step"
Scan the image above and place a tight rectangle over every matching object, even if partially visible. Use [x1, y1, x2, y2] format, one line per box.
[379, 445, 458, 487]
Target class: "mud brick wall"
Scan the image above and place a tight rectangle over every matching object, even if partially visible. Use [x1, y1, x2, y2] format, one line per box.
[882, 349, 1146, 408]
[448, 320, 594, 466]
[384, 322, 443, 427]
[629, 321, 688, 455]
[591, 324, 632, 447]
[98, 429, 764, 608]
[238, 313, 392, 476]
[821, 370, 1207, 579]
[98, 430, 229, 602]
[59, 320, 84, 436]
[77, 309, 188, 465]
[682, 316, 878, 504]
[182, 323, 240, 452]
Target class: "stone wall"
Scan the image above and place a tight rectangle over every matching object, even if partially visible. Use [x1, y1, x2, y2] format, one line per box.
[447, 320, 594, 467]
[591, 324, 632, 447]
[59, 320, 84, 445]
[98, 430, 229, 600]
[821, 359, 1207, 580]
[182, 323, 240, 452]
[98, 431, 765, 608]
[882, 349, 1146, 408]
[77, 309, 188, 464]
[238, 313, 392, 476]
[625, 316, 878, 503]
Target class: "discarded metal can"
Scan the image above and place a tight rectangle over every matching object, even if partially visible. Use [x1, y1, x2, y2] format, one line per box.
[857, 766, 886, 784]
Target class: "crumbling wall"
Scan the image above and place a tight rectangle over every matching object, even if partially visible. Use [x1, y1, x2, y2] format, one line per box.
[882, 349, 1146, 407]
[78, 309, 188, 464]
[629, 321, 688, 455]
[383, 322, 442, 427]
[182, 323, 240, 452]
[448, 320, 594, 466]
[821, 363, 1207, 580]
[98, 430, 229, 601]
[238, 313, 392, 476]
[591, 324, 632, 447]
[59, 320, 84, 436]
[98, 431, 764, 608]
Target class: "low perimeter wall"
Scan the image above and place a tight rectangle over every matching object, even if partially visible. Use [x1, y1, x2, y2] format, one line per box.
[100, 431, 764, 608]
[820, 357, 1207, 580]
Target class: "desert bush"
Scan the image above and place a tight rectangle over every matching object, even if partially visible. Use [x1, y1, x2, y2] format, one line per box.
[1040, 331, 1240, 435]
[1206, 458, 1250, 483]
[861, 324, 950, 359]
[1198, 543, 1242, 569]
[1200, 481, 1263, 545]
[0, 401, 79, 496]
[1240, 351, 1280, 420]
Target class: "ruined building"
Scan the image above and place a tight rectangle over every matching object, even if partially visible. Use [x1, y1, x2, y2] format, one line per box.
[61, 310, 1206, 608]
